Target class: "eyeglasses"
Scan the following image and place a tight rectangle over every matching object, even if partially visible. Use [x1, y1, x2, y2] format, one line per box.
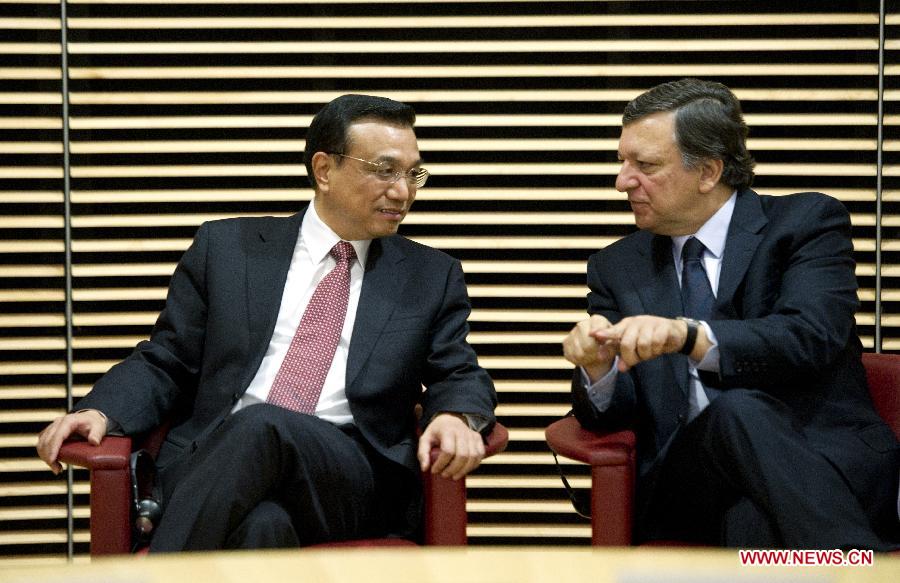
[330, 153, 429, 189]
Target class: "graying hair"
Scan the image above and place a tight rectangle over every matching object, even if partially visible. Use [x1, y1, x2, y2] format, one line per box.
[623, 78, 755, 190]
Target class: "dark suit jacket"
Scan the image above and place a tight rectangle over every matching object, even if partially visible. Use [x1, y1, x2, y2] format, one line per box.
[79, 207, 497, 486]
[572, 189, 898, 518]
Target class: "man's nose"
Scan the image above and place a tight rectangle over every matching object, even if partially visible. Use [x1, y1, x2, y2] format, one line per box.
[387, 178, 411, 201]
[615, 163, 636, 193]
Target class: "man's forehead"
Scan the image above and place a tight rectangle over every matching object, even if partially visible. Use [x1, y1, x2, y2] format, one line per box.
[618, 114, 678, 156]
[347, 118, 414, 136]
[345, 122, 422, 164]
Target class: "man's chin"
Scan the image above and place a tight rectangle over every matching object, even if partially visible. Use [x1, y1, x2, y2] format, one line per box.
[632, 215, 653, 231]
[371, 223, 402, 238]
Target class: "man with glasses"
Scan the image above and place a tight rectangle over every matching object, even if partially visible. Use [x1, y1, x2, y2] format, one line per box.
[37, 94, 497, 550]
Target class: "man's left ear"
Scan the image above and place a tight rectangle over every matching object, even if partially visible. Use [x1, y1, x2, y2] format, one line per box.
[698, 159, 724, 194]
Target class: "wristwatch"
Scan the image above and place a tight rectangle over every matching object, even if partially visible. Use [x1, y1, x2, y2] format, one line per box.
[677, 317, 701, 356]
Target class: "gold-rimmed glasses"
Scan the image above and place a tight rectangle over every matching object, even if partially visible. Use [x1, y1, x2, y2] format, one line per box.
[330, 153, 429, 188]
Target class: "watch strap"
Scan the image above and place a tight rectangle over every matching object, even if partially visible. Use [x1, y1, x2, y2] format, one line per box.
[677, 317, 699, 356]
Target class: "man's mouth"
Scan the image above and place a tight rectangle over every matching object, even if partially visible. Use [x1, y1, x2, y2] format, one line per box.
[379, 208, 405, 219]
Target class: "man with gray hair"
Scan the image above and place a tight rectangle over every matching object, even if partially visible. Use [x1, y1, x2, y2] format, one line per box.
[563, 78, 898, 549]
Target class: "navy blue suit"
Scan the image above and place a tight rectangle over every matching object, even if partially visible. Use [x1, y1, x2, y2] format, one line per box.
[79, 207, 496, 548]
[573, 189, 899, 548]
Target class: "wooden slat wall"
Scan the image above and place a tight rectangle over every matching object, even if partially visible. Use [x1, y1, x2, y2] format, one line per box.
[0, 0, 69, 565]
[889, 11, 900, 358]
[1, 0, 897, 563]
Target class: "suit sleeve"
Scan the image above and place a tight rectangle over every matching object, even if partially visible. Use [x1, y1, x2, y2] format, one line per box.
[419, 260, 497, 434]
[709, 194, 860, 388]
[76, 223, 212, 434]
[571, 252, 639, 432]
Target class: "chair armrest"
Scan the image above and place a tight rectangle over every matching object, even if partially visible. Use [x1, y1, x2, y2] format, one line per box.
[58, 436, 133, 470]
[58, 436, 134, 556]
[545, 416, 636, 546]
[422, 422, 509, 546]
[545, 416, 635, 465]
[483, 422, 509, 457]
[862, 352, 900, 439]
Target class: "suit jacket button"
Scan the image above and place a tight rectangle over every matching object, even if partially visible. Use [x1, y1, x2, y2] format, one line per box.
[677, 413, 686, 424]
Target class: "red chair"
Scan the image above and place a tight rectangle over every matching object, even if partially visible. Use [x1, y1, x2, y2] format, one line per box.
[59, 420, 508, 555]
[544, 352, 900, 546]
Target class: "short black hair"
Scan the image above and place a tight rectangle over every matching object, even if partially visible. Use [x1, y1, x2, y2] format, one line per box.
[303, 94, 417, 188]
[623, 78, 755, 190]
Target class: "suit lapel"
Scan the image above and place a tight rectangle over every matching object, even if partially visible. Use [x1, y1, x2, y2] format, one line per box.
[716, 189, 767, 317]
[630, 233, 689, 397]
[241, 210, 305, 390]
[632, 233, 683, 319]
[345, 236, 408, 388]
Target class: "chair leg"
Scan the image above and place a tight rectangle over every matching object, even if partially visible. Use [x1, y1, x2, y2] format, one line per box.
[89, 467, 133, 555]
[423, 472, 467, 545]
[591, 463, 633, 546]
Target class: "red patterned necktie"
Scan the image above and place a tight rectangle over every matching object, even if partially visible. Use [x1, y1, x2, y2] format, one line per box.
[267, 241, 356, 414]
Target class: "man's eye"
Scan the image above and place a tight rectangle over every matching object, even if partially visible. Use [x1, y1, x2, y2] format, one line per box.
[374, 166, 397, 178]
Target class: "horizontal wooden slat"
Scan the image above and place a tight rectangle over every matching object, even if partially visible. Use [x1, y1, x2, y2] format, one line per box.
[496, 404, 570, 417]
[0, 118, 62, 129]
[0, 386, 68, 400]
[62, 137, 876, 153]
[468, 524, 590, 537]
[0, 410, 64, 424]
[0, 459, 50, 472]
[67, 39, 878, 55]
[0, 338, 66, 350]
[494, 381, 570, 394]
[0, 434, 38, 448]
[469, 333, 566, 345]
[480, 453, 579, 466]
[0, 506, 89, 521]
[63, 188, 877, 204]
[467, 476, 589, 489]
[0, 483, 89, 497]
[0, 291, 65, 301]
[65, 14, 878, 28]
[63, 113, 878, 130]
[0, 531, 89, 545]
[467, 501, 578, 512]
[0, 266, 65, 277]
[0, 191, 62, 203]
[0, 315, 66, 327]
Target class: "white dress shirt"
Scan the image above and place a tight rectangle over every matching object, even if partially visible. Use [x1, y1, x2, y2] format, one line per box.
[585, 192, 737, 420]
[233, 203, 370, 425]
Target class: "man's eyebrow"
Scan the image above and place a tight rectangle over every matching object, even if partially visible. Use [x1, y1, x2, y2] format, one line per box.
[375, 155, 425, 167]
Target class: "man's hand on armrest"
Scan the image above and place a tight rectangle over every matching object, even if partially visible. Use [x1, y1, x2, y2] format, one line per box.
[36, 409, 108, 475]
[417, 412, 485, 481]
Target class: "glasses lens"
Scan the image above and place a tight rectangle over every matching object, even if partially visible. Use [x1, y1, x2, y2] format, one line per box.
[412, 169, 429, 188]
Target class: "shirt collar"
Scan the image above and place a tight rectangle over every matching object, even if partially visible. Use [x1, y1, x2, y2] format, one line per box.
[672, 191, 737, 260]
[301, 202, 371, 268]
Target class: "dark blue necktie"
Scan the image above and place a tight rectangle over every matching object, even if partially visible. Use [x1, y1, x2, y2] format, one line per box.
[681, 237, 715, 320]
[680, 237, 719, 408]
